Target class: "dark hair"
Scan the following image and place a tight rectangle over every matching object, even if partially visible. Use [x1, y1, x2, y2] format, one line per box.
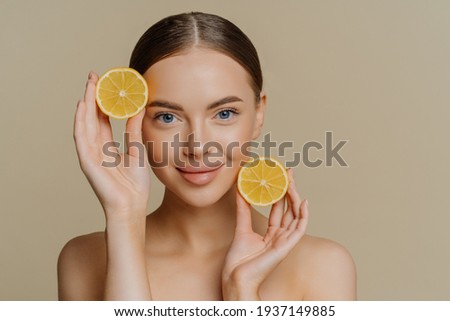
[129, 11, 263, 103]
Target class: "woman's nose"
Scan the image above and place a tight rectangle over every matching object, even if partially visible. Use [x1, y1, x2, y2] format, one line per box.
[182, 128, 218, 159]
[183, 131, 204, 158]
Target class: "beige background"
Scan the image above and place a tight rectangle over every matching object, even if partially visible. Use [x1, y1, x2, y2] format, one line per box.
[1, 0, 449, 300]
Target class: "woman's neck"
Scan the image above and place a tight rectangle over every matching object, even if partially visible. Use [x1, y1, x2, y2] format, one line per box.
[146, 186, 237, 256]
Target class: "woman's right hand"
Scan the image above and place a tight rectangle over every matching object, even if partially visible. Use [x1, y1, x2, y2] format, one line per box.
[73, 71, 151, 219]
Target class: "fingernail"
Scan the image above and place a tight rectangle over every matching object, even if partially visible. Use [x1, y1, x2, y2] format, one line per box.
[88, 71, 93, 79]
[306, 199, 309, 207]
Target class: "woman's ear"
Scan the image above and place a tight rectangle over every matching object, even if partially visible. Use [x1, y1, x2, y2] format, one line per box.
[252, 91, 266, 140]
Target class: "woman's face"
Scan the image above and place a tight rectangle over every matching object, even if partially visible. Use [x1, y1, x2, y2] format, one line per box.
[142, 47, 266, 208]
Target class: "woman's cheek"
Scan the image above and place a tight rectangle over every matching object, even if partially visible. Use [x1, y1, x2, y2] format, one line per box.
[142, 126, 172, 168]
[218, 124, 255, 166]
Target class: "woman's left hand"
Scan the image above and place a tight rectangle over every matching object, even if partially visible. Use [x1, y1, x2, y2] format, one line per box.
[222, 168, 309, 300]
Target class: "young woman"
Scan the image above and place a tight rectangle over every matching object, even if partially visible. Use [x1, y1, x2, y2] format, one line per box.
[58, 11, 356, 301]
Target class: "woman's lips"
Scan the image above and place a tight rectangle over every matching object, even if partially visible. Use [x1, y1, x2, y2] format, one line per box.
[176, 164, 224, 185]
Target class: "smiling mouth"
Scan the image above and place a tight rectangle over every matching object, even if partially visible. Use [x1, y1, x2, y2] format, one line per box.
[176, 164, 224, 185]
[176, 163, 224, 173]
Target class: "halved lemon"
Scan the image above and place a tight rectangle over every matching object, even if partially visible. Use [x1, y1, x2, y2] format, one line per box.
[95, 67, 148, 119]
[237, 157, 289, 206]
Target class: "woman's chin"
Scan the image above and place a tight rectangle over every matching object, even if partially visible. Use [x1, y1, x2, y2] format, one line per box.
[175, 188, 232, 208]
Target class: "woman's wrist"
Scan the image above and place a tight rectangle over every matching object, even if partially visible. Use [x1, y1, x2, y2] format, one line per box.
[104, 206, 147, 224]
[105, 208, 148, 249]
[222, 274, 261, 301]
[103, 208, 151, 300]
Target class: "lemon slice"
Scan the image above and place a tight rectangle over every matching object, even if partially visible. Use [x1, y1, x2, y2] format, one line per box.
[95, 67, 148, 119]
[237, 157, 289, 206]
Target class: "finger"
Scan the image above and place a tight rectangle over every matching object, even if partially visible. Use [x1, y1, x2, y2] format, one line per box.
[297, 199, 309, 230]
[268, 195, 286, 228]
[281, 168, 295, 227]
[287, 199, 309, 242]
[74, 99, 86, 139]
[98, 112, 114, 144]
[89, 71, 118, 153]
[235, 188, 253, 233]
[97, 105, 117, 153]
[281, 168, 302, 227]
[89, 70, 99, 84]
[84, 71, 99, 137]
[73, 99, 88, 159]
[263, 196, 286, 243]
[125, 109, 145, 157]
[90, 71, 103, 125]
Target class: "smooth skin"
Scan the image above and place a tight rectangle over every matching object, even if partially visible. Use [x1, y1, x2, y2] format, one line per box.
[58, 48, 356, 300]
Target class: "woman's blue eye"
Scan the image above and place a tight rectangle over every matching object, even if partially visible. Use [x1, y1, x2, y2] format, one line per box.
[216, 109, 237, 120]
[155, 109, 237, 123]
[156, 113, 175, 123]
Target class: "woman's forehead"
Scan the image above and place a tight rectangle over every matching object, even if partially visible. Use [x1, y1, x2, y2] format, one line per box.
[143, 48, 252, 96]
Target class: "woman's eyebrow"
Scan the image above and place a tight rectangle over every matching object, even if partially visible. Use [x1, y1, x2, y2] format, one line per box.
[146, 96, 243, 111]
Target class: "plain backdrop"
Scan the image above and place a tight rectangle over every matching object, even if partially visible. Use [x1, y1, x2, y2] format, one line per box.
[1, 0, 449, 300]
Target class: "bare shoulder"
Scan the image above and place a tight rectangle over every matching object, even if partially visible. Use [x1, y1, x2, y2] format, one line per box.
[57, 231, 106, 300]
[288, 234, 357, 300]
[250, 211, 356, 300]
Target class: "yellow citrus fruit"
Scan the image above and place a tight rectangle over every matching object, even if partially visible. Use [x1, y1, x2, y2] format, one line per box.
[95, 67, 148, 119]
[237, 157, 289, 206]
